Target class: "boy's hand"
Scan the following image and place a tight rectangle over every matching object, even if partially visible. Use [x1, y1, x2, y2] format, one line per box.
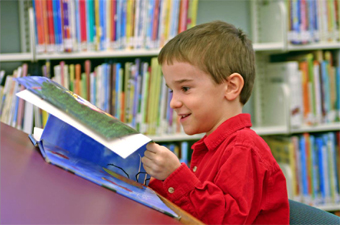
[142, 142, 181, 181]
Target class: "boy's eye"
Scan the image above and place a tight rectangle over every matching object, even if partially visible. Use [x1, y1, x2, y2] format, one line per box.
[182, 87, 190, 92]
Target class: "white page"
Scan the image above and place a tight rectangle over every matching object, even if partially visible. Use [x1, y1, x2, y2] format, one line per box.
[17, 90, 151, 159]
[32, 127, 43, 141]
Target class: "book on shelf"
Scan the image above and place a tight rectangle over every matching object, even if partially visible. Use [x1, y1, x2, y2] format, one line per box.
[14, 76, 179, 219]
[1, 57, 185, 136]
[31, 0, 199, 53]
[266, 132, 340, 206]
[266, 61, 303, 128]
[287, 0, 340, 45]
[270, 49, 340, 126]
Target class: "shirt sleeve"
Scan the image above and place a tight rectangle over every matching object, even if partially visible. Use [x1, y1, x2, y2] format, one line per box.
[152, 145, 270, 224]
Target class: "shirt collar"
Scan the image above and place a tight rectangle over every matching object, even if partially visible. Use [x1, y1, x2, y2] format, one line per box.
[192, 113, 252, 152]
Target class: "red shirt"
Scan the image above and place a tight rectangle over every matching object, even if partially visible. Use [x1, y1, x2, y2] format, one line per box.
[149, 114, 289, 224]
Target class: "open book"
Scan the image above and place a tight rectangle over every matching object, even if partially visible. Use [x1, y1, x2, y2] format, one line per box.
[15, 76, 179, 219]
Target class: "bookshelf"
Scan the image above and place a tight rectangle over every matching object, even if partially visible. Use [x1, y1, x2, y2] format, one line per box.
[0, 0, 339, 212]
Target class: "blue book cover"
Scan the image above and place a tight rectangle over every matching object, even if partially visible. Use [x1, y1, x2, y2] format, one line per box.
[291, 0, 301, 44]
[52, 0, 60, 48]
[33, 115, 178, 218]
[311, 0, 319, 42]
[115, 0, 123, 49]
[306, 0, 314, 43]
[56, 0, 64, 51]
[14, 76, 179, 219]
[74, 0, 81, 50]
[99, 0, 106, 50]
[316, 136, 326, 203]
[299, 136, 310, 202]
[146, 0, 155, 49]
[311, 135, 321, 204]
[12, 96, 20, 127]
[32, 0, 39, 48]
[170, 0, 180, 39]
[322, 134, 331, 203]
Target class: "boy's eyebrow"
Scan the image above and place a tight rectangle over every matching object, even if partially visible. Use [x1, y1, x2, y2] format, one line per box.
[166, 79, 194, 88]
[174, 79, 193, 84]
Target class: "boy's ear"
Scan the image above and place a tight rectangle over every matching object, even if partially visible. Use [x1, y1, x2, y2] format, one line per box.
[224, 73, 244, 101]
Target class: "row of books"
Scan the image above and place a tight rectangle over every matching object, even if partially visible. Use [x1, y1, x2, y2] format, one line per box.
[265, 131, 340, 206]
[0, 65, 45, 134]
[0, 57, 183, 136]
[287, 0, 340, 44]
[32, 0, 199, 53]
[267, 49, 340, 127]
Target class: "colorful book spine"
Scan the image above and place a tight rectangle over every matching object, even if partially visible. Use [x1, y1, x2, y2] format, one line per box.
[87, 0, 95, 51]
[46, 0, 55, 52]
[140, 62, 150, 134]
[146, 0, 155, 49]
[99, 0, 106, 50]
[79, 0, 87, 51]
[74, 0, 81, 51]
[75, 64, 81, 95]
[57, 0, 64, 52]
[111, 0, 117, 49]
[41, 0, 50, 52]
[34, 0, 46, 53]
[63, 0, 72, 52]
[16, 64, 28, 130]
[180, 141, 189, 166]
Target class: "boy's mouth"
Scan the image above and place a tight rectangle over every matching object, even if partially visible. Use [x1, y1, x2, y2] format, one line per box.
[180, 114, 191, 119]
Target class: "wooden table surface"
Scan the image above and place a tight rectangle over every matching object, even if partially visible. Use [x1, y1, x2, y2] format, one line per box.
[0, 123, 203, 224]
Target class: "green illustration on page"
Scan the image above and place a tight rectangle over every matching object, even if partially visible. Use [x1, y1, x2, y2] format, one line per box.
[15, 76, 137, 140]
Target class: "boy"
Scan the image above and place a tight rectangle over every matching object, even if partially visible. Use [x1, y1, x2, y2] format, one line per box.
[141, 21, 289, 224]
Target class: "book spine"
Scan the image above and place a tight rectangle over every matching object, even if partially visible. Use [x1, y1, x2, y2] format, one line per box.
[87, 0, 95, 51]
[63, 0, 72, 52]
[111, 0, 117, 49]
[75, 64, 81, 95]
[47, 0, 55, 52]
[41, 0, 50, 52]
[34, 0, 46, 53]
[79, 0, 87, 51]
[57, 0, 64, 52]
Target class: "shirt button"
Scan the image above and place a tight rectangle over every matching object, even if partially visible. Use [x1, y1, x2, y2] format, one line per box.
[168, 187, 175, 194]
[193, 166, 197, 172]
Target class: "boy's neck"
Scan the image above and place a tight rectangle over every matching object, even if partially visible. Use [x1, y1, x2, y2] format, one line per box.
[204, 102, 243, 136]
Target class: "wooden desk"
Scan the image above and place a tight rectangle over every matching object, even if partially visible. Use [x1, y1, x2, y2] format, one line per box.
[0, 123, 203, 224]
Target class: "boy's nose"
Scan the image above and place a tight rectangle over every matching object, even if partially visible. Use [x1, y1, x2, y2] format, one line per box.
[169, 94, 182, 109]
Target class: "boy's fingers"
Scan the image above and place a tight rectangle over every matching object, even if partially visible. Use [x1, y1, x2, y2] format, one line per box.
[143, 150, 155, 160]
[146, 142, 159, 153]
[141, 156, 152, 166]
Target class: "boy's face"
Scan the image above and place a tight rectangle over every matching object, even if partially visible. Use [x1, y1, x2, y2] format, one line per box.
[162, 61, 230, 136]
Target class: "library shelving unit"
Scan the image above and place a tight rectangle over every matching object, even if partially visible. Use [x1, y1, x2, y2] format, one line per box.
[1, 0, 339, 211]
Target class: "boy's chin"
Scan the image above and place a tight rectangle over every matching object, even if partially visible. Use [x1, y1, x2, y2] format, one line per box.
[183, 128, 199, 136]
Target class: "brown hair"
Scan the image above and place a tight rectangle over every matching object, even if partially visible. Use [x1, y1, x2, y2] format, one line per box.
[158, 20, 255, 105]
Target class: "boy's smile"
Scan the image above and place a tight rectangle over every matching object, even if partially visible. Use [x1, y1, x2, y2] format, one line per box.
[162, 61, 231, 136]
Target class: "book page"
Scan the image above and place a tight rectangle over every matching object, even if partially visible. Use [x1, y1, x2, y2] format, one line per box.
[16, 83, 151, 159]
